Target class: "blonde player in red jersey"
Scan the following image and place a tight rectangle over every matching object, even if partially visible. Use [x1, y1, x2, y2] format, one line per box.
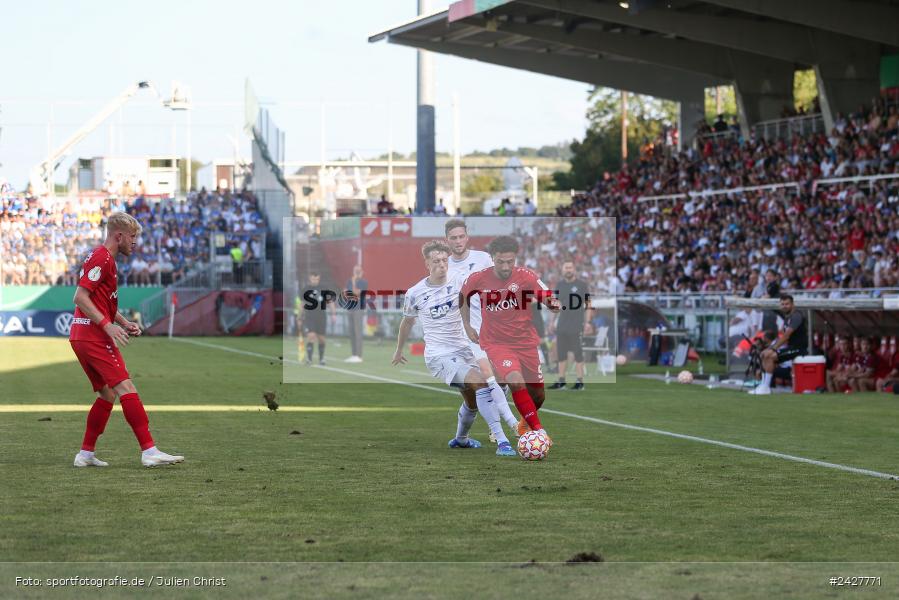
[70, 212, 184, 468]
[460, 235, 560, 441]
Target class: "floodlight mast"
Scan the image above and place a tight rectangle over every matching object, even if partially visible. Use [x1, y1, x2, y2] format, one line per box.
[29, 80, 159, 197]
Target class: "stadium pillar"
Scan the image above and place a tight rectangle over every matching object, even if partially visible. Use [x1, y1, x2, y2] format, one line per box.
[677, 91, 705, 150]
[812, 36, 882, 133]
[730, 56, 794, 134]
[416, 0, 436, 214]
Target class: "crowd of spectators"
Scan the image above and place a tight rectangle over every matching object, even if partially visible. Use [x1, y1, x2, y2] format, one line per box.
[1, 184, 266, 287]
[557, 96, 899, 293]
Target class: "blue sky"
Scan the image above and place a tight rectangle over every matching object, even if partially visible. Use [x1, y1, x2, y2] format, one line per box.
[0, 0, 590, 188]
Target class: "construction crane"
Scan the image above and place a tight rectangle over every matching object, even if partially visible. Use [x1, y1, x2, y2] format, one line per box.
[29, 81, 158, 196]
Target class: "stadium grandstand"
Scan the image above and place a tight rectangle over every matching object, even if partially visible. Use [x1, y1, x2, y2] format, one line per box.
[371, 0, 899, 295]
[1, 186, 267, 288]
[557, 97, 899, 294]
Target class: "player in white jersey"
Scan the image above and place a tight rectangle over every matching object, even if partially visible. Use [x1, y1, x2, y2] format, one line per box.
[444, 219, 521, 436]
[393, 239, 516, 456]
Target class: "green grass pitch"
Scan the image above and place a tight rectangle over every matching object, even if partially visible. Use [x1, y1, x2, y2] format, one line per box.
[2, 336, 898, 599]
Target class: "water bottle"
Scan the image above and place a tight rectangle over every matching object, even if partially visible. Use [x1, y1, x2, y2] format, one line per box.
[698, 360, 704, 376]
[664, 370, 672, 384]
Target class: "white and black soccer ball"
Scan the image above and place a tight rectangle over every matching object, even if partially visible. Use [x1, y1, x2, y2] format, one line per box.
[677, 370, 694, 384]
[615, 354, 628, 366]
[517, 430, 551, 461]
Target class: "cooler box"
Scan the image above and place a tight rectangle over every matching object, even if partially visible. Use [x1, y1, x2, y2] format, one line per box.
[792, 356, 825, 393]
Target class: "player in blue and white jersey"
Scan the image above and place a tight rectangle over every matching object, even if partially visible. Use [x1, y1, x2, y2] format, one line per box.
[393, 239, 515, 456]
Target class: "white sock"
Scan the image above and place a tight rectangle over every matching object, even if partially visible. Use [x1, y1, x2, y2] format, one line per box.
[141, 446, 158, 456]
[762, 372, 773, 387]
[487, 376, 519, 429]
[455, 403, 477, 442]
[475, 386, 508, 445]
[78, 450, 94, 459]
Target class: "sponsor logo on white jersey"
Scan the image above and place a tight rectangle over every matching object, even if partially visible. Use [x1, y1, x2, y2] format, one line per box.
[428, 299, 453, 319]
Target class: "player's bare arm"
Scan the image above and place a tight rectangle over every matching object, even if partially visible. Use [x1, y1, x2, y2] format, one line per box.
[459, 292, 478, 343]
[115, 311, 141, 336]
[392, 316, 415, 365]
[73, 286, 130, 347]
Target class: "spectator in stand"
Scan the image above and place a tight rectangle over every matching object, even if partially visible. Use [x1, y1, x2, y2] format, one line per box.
[1, 187, 265, 286]
[522, 197, 537, 216]
[556, 95, 899, 294]
[376, 194, 396, 215]
[713, 114, 728, 133]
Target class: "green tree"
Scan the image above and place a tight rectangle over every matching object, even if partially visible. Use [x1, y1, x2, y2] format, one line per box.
[705, 86, 738, 122]
[794, 69, 819, 112]
[553, 87, 677, 189]
[462, 171, 503, 195]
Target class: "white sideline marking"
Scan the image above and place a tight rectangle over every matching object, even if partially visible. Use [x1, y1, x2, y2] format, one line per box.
[172, 338, 447, 394]
[172, 338, 899, 481]
[541, 409, 899, 481]
[0, 405, 444, 413]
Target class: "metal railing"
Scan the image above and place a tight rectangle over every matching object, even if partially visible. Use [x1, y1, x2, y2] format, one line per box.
[696, 129, 739, 143]
[622, 288, 899, 352]
[814, 172, 899, 191]
[635, 172, 897, 206]
[637, 181, 800, 205]
[623, 288, 899, 308]
[753, 113, 824, 140]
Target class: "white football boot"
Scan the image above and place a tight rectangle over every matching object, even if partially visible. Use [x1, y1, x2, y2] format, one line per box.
[74, 453, 109, 467]
[748, 385, 772, 395]
[141, 448, 185, 467]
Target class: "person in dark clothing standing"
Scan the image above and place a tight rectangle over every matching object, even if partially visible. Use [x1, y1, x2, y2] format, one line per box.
[343, 264, 368, 363]
[548, 261, 592, 391]
[298, 272, 336, 365]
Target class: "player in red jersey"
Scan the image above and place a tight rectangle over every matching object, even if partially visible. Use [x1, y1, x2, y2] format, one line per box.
[460, 235, 560, 440]
[70, 212, 184, 468]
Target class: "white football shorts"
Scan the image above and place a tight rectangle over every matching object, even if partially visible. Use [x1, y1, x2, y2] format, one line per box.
[425, 347, 479, 388]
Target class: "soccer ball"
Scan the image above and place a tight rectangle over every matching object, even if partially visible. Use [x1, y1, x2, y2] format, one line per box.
[517, 430, 551, 461]
[615, 354, 628, 366]
[677, 370, 694, 384]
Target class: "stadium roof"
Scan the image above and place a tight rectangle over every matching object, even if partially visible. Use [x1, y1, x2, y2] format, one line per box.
[370, 0, 899, 133]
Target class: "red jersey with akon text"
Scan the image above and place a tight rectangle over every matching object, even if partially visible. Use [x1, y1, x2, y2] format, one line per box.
[70, 246, 118, 343]
[461, 266, 551, 348]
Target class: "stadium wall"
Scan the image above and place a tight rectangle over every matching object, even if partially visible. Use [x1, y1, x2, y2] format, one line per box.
[147, 290, 274, 336]
[312, 216, 520, 291]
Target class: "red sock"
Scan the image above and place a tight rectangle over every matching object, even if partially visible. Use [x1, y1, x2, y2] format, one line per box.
[512, 388, 543, 431]
[81, 398, 113, 452]
[119, 393, 155, 451]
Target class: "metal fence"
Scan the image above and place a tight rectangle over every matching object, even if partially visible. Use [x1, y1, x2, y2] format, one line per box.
[752, 114, 825, 141]
[623, 288, 899, 352]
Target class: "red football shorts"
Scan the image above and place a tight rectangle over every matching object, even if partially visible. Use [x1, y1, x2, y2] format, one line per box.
[70, 340, 130, 392]
[483, 344, 544, 385]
